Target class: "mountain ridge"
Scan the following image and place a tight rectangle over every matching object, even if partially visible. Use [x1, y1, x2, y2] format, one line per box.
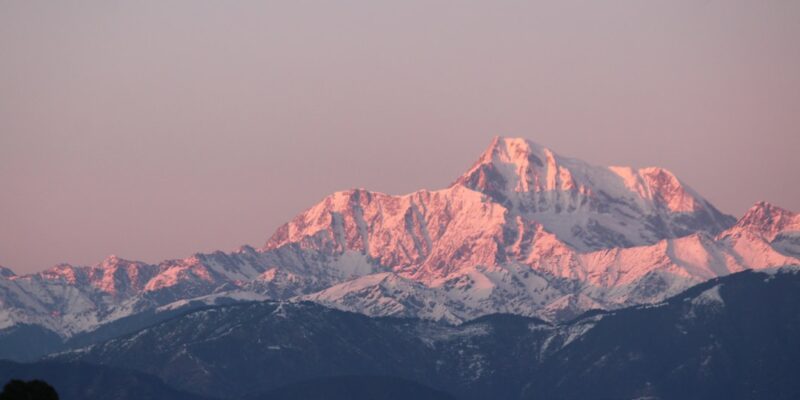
[53, 268, 800, 400]
[0, 136, 795, 343]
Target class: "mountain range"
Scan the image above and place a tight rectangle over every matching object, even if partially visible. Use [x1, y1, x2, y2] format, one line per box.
[1, 136, 798, 361]
[33, 268, 800, 400]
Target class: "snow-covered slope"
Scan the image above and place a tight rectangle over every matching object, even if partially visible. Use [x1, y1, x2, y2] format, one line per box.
[0, 244, 380, 336]
[454, 137, 734, 250]
[0, 136, 795, 337]
[53, 269, 800, 400]
[719, 201, 800, 258]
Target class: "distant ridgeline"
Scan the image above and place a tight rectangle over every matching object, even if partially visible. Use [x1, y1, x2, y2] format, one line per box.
[0, 269, 795, 400]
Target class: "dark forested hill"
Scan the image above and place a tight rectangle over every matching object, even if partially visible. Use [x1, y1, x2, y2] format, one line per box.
[53, 269, 800, 400]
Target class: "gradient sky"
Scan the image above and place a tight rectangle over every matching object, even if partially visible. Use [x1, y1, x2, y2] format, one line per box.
[1, 1, 799, 273]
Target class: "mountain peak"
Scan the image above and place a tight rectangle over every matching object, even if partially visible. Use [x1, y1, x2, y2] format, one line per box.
[638, 166, 702, 213]
[101, 254, 121, 266]
[476, 136, 548, 166]
[748, 201, 793, 215]
[454, 136, 582, 202]
[727, 201, 799, 241]
[457, 137, 702, 212]
[450, 136, 734, 250]
[98, 255, 142, 270]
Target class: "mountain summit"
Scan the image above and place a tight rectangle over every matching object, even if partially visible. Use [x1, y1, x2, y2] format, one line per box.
[454, 136, 734, 249]
[725, 201, 799, 241]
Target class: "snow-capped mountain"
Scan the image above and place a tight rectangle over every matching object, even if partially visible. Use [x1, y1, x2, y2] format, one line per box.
[719, 201, 800, 258]
[0, 136, 796, 339]
[454, 136, 735, 250]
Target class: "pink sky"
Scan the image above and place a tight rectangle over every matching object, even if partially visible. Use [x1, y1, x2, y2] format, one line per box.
[1, 1, 799, 273]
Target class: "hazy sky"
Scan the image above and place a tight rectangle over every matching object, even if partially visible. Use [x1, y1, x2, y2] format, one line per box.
[1, 1, 799, 273]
